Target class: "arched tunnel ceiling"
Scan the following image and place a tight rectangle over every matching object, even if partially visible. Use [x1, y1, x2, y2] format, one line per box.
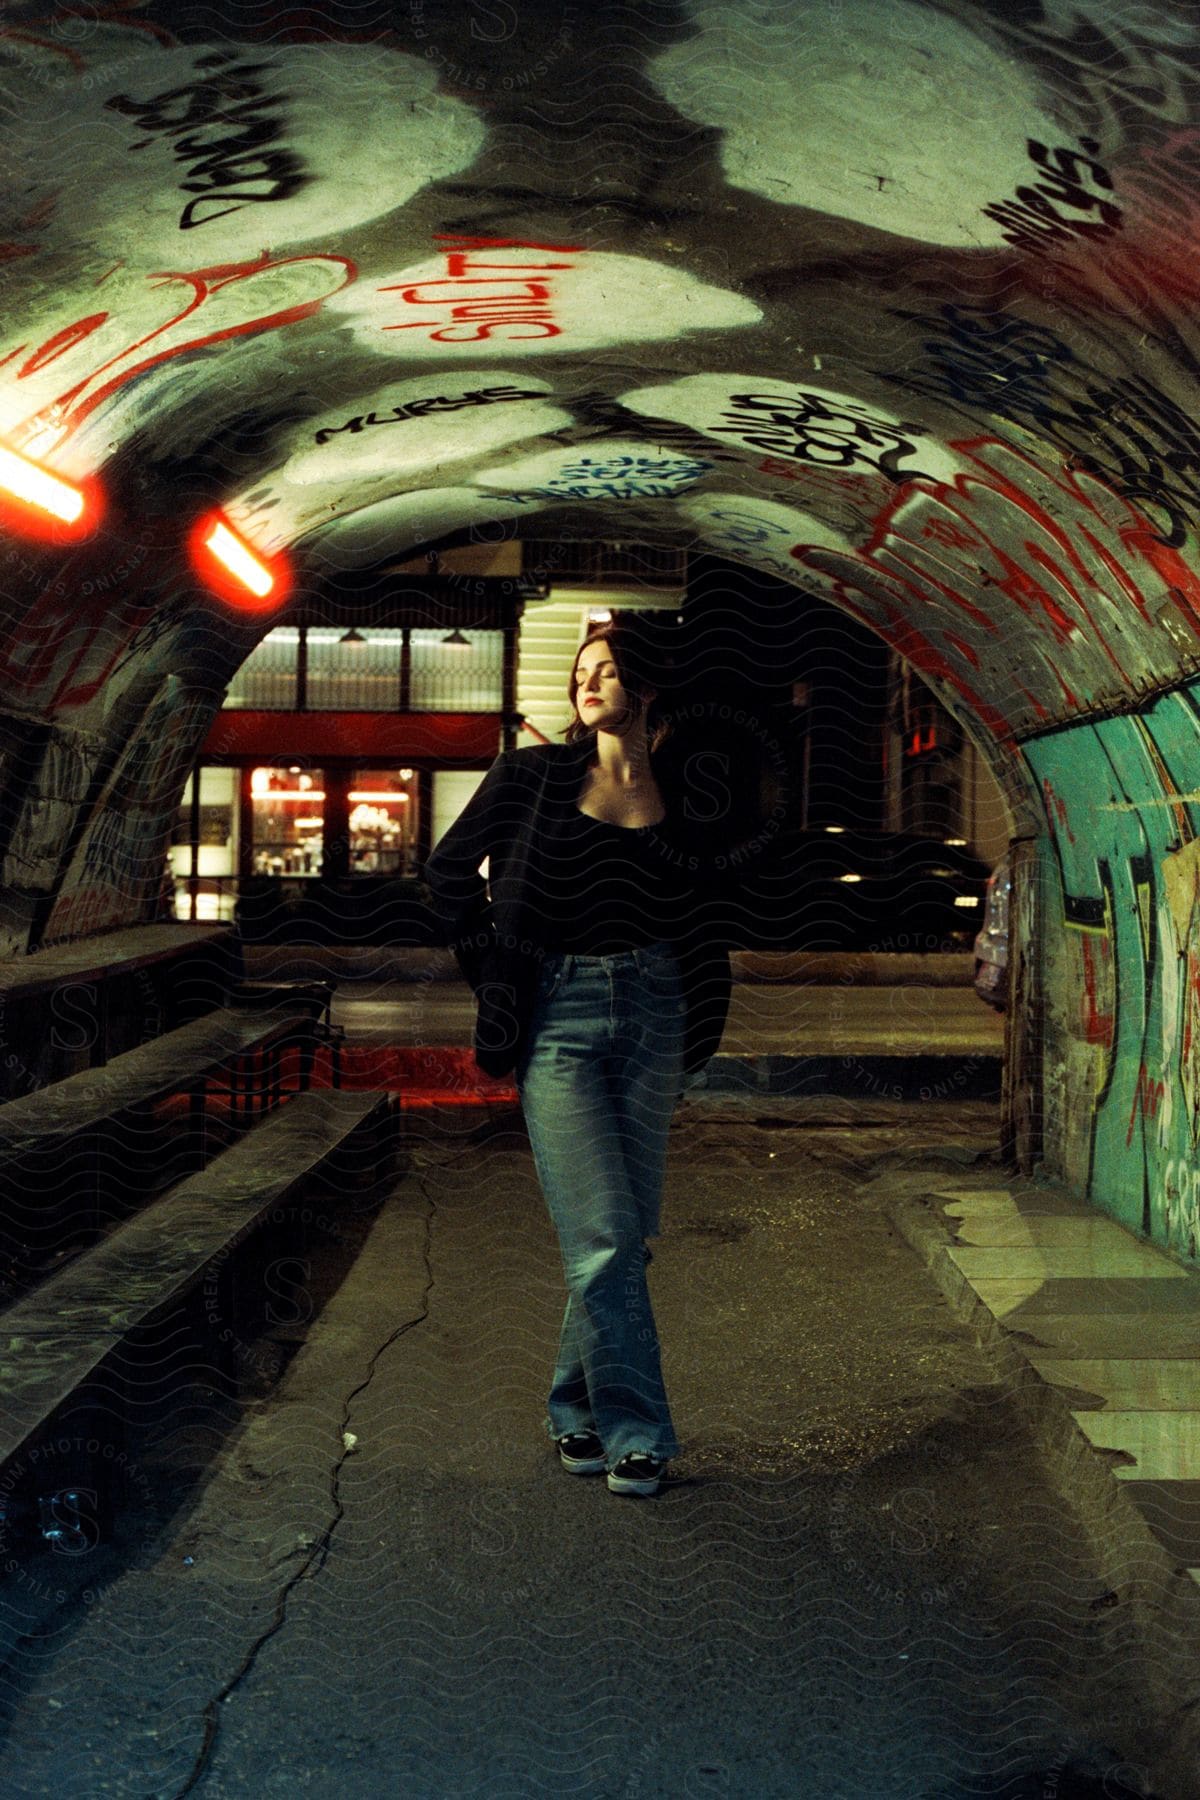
[3, 0, 1200, 939]
[4, 5, 1200, 666]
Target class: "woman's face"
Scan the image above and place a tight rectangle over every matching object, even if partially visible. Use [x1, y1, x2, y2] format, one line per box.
[572, 639, 630, 732]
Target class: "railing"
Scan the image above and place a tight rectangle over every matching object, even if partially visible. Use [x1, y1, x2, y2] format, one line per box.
[225, 627, 505, 712]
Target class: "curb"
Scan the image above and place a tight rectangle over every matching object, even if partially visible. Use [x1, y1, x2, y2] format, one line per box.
[696, 1052, 1001, 1100]
[879, 1175, 1200, 1800]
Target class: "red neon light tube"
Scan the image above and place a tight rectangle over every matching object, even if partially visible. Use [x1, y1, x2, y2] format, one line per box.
[0, 441, 95, 537]
[191, 511, 288, 611]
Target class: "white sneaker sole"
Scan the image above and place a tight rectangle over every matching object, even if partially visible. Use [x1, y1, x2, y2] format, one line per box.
[560, 1453, 606, 1475]
[606, 1470, 661, 1496]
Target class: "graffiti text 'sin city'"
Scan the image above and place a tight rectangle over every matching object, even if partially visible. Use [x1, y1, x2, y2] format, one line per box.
[380, 235, 582, 343]
[712, 391, 931, 484]
[314, 386, 547, 446]
[981, 138, 1122, 255]
[104, 52, 305, 231]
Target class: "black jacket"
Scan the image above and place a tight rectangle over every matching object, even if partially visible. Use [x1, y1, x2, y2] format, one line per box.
[423, 739, 733, 1078]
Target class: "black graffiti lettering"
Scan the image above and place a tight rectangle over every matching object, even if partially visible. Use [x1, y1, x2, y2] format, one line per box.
[313, 386, 545, 446]
[105, 59, 305, 230]
[982, 138, 1123, 252]
[891, 301, 1197, 543]
[710, 390, 930, 483]
[105, 63, 280, 134]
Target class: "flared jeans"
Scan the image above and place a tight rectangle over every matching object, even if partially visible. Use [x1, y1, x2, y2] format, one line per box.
[516, 942, 686, 1466]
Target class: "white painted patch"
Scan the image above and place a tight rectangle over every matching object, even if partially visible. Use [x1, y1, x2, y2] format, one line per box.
[282, 375, 569, 487]
[649, 0, 1068, 247]
[289, 486, 548, 567]
[2, 41, 485, 266]
[330, 248, 760, 357]
[0, 251, 357, 456]
[472, 440, 713, 502]
[622, 374, 961, 487]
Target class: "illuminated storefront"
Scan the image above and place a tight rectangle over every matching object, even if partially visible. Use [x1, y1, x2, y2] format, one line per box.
[169, 569, 524, 927]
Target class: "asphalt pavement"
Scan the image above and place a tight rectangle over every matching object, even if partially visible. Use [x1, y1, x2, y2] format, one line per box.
[0, 1089, 1193, 1800]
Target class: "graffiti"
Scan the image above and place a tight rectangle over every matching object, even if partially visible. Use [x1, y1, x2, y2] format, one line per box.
[0, 251, 354, 445]
[77, 802, 152, 889]
[0, 192, 55, 266]
[313, 385, 546, 446]
[1080, 930, 1115, 1053]
[680, 496, 843, 585]
[646, 0, 1065, 248]
[569, 389, 743, 466]
[378, 235, 581, 343]
[710, 390, 931, 483]
[337, 253, 760, 359]
[7, 42, 486, 267]
[981, 137, 1122, 254]
[1025, 695, 1200, 1254]
[791, 435, 1200, 741]
[756, 457, 885, 505]
[497, 453, 710, 503]
[2, 733, 90, 888]
[1126, 1060, 1166, 1148]
[890, 300, 1200, 543]
[969, 5, 1200, 143]
[105, 52, 306, 230]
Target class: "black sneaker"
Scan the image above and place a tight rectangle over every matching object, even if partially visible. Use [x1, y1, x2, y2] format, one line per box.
[557, 1430, 606, 1475]
[607, 1453, 664, 1496]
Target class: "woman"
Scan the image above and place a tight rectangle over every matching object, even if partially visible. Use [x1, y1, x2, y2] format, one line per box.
[424, 617, 733, 1497]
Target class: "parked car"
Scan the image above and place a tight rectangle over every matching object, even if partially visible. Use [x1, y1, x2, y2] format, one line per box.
[972, 850, 1012, 1008]
[729, 828, 992, 951]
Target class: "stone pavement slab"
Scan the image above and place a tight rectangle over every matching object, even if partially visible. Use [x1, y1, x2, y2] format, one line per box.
[884, 1163, 1200, 1770]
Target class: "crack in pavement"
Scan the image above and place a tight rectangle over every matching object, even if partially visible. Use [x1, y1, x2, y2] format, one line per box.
[170, 1180, 437, 1799]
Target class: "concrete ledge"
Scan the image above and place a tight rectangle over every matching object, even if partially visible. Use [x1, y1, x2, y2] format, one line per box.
[731, 950, 974, 986]
[243, 944, 975, 987]
[694, 1051, 1000, 1100]
[880, 1177, 1200, 1800]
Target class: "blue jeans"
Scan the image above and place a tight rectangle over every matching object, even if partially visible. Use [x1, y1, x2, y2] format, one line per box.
[516, 942, 685, 1466]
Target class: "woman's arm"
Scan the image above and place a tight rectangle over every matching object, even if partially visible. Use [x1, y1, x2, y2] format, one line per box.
[423, 751, 521, 987]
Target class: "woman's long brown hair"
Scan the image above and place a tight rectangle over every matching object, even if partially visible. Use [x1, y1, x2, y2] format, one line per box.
[564, 616, 672, 753]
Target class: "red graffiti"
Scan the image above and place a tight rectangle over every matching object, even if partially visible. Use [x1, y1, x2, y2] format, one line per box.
[3, 251, 356, 445]
[378, 235, 582, 344]
[1080, 933, 1114, 1050]
[793, 435, 1200, 741]
[757, 456, 888, 510]
[0, 192, 57, 268]
[0, 582, 161, 711]
[1126, 1060, 1165, 1147]
[1042, 777, 1076, 846]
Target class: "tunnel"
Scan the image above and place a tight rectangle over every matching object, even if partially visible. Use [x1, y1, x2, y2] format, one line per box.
[4, 0, 1199, 1249]
[3, 1, 1200, 1794]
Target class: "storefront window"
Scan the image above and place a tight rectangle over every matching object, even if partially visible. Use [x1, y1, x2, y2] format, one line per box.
[306, 630, 401, 709]
[409, 629, 503, 710]
[349, 768, 418, 876]
[251, 765, 324, 876]
[169, 767, 238, 920]
[224, 629, 299, 709]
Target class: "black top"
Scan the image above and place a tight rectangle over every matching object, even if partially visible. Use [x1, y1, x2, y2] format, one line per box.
[422, 741, 735, 1078]
[533, 808, 694, 953]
